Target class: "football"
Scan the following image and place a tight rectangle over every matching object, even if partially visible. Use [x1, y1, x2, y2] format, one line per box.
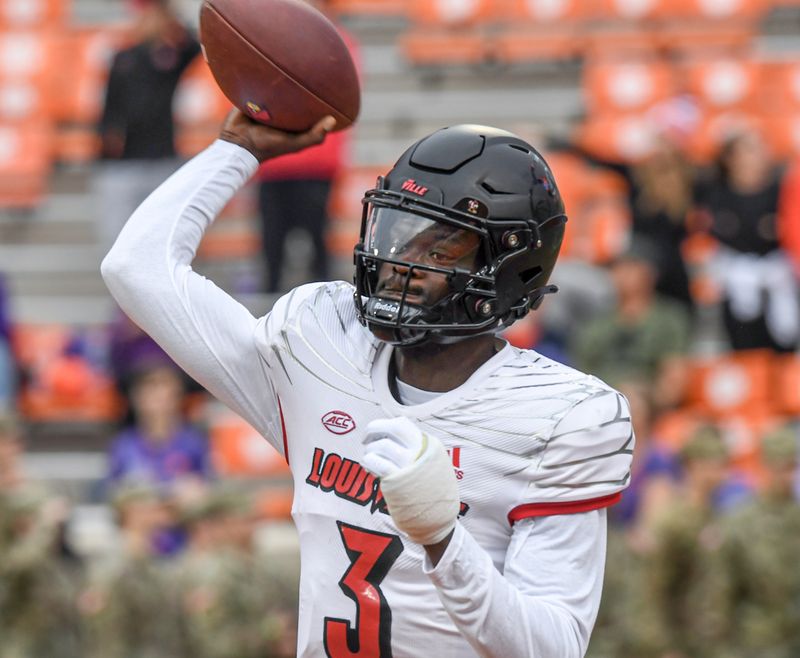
[199, 0, 360, 132]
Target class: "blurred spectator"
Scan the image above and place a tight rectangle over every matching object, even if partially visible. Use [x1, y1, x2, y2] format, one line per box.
[255, 0, 358, 293]
[570, 240, 691, 410]
[500, 302, 573, 365]
[0, 412, 24, 494]
[107, 364, 212, 487]
[637, 426, 731, 658]
[112, 480, 174, 559]
[108, 308, 174, 394]
[553, 131, 696, 313]
[95, 0, 200, 252]
[175, 485, 296, 658]
[586, 525, 648, 658]
[694, 128, 799, 352]
[610, 381, 680, 551]
[700, 426, 800, 658]
[0, 485, 80, 658]
[80, 481, 181, 658]
[0, 273, 17, 412]
[535, 259, 615, 361]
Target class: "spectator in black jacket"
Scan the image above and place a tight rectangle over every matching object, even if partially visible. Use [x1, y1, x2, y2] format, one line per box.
[94, 0, 200, 252]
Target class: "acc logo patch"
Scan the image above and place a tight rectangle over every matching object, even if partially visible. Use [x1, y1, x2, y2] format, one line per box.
[321, 410, 356, 435]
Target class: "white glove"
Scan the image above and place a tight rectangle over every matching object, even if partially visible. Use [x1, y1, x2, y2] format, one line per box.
[362, 417, 460, 545]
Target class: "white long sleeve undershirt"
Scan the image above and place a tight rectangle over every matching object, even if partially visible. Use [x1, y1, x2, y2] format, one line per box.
[101, 140, 607, 658]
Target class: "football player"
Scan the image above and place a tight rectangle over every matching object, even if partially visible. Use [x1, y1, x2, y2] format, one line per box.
[102, 111, 634, 658]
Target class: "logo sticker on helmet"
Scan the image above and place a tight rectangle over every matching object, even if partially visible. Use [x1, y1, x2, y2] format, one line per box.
[454, 197, 488, 218]
[401, 179, 429, 196]
[321, 411, 356, 435]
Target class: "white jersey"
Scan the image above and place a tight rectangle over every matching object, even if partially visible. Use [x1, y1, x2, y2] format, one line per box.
[102, 140, 634, 658]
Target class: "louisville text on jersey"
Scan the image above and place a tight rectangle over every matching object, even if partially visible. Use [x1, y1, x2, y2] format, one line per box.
[306, 447, 469, 517]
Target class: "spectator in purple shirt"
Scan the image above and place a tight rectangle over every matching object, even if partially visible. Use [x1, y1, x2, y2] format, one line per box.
[106, 363, 212, 555]
[108, 363, 212, 485]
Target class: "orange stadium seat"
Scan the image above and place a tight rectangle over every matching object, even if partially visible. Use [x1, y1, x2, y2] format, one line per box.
[685, 350, 774, 419]
[545, 151, 592, 211]
[0, 78, 49, 121]
[592, 0, 670, 21]
[582, 58, 676, 114]
[13, 324, 123, 423]
[406, 0, 497, 26]
[582, 24, 660, 57]
[329, 0, 406, 15]
[209, 409, 290, 477]
[494, 26, 582, 63]
[0, 31, 60, 130]
[761, 60, 800, 114]
[651, 408, 708, 451]
[560, 194, 631, 263]
[12, 323, 71, 368]
[658, 0, 769, 20]
[681, 57, 762, 113]
[773, 352, 800, 415]
[52, 26, 134, 163]
[579, 196, 631, 264]
[0, 30, 58, 83]
[53, 26, 133, 125]
[0, 122, 52, 206]
[401, 0, 496, 66]
[19, 355, 123, 423]
[0, 0, 68, 30]
[656, 21, 755, 55]
[552, 156, 631, 263]
[500, 0, 591, 22]
[401, 28, 490, 66]
[576, 114, 663, 162]
[760, 112, 800, 160]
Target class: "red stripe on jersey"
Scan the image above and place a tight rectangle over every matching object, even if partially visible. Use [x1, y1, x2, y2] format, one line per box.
[278, 396, 289, 466]
[508, 492, 622, 524]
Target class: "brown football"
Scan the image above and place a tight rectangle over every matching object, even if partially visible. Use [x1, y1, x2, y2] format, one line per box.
[199, 0, 360, 132]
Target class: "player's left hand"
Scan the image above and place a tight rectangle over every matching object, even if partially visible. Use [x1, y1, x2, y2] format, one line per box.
[363, 417, 460, 546]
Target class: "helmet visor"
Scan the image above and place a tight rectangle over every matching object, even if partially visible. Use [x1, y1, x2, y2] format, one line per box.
[364, 207, 482, 273]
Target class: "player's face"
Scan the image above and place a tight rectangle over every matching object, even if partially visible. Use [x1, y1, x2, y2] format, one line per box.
[366, 209, 481, 308]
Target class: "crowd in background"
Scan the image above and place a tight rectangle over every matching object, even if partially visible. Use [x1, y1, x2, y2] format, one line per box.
[1, 0, 800, 656]
[0, 409, 299, 658]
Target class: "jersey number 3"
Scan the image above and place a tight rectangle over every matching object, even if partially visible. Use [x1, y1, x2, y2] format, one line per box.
[324, 522, 403, 657]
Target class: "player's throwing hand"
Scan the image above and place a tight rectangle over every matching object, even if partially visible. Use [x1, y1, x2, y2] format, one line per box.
[363, 417, 460, 546]
[219, 109, 336, 163]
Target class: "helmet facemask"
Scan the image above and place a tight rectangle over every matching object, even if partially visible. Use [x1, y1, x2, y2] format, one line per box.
[354, 187, 561, 346]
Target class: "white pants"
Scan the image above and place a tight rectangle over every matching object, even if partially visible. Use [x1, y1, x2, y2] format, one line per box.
[93, 159, 183, 254]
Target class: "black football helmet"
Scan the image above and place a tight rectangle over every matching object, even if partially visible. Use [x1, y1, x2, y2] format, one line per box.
[353, 124, 567, 346]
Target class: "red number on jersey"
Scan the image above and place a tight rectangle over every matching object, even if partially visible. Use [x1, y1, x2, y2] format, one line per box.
[323, 522, 403, 657]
